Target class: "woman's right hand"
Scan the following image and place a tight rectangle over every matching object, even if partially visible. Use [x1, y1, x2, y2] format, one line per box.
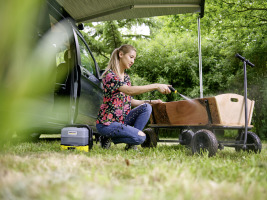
[156, 84, 171, 94]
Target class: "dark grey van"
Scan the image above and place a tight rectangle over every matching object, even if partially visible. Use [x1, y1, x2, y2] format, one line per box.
[30, 0, 103, 137]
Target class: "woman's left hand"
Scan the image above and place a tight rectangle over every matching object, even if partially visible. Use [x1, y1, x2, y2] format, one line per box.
[151, 99, 163, 104]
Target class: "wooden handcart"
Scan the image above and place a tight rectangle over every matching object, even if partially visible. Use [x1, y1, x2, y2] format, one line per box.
[142, 93, 262, 156]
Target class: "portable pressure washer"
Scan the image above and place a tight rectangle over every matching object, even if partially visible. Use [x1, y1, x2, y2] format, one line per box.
[60, 124, 93, 152]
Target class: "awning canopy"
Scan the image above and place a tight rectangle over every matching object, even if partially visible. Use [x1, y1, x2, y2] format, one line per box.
[55, 0, 205, 23]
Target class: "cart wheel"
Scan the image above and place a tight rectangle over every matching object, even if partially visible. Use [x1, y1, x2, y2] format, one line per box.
[179, 130, 194, 148]
[100, 136, 111, 149]
[191, 129, 218, 157]
[141, 128, 157, 148]
[235, 131, 262, 153]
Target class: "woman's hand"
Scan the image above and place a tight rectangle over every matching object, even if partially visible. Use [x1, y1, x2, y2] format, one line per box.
[132, 99, 164, 107]
[151, 99, 163, 104]
[119, 83, 172, 96]
[156, 84, 171, 94]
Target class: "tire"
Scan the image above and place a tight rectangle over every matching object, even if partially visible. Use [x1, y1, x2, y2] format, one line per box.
[179, 130, 194, 148]
[29, 132, 42, 142]
[12, 131, 41, 143]
[141, 128, 157, 148]
[191, 129, 218, 157]
[235, 131, 262, 153]
[100, 136, 111, 149]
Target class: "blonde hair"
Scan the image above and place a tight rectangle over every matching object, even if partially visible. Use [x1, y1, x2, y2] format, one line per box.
[102, 44, 136, 77]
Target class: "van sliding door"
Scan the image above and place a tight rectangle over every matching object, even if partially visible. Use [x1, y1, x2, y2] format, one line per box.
[73, 30, 103, 128]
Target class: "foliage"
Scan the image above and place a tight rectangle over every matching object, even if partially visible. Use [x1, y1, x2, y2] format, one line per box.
[131, 32, 200, 101]
[81, 18, 157, 69]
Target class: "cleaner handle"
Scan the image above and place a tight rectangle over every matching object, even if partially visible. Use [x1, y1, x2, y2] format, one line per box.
[168, 86, 177, 93]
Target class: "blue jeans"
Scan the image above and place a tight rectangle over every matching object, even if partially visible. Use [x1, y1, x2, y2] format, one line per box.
[96, 103, 152, 145]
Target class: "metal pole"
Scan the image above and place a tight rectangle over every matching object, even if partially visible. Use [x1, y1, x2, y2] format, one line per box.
[235, 53, 255, 149]
[198, 16, 203, 98]
[243, 61, 248, 149]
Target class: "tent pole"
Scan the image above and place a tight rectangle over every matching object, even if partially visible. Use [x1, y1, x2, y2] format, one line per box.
[198, 16, 203, 98]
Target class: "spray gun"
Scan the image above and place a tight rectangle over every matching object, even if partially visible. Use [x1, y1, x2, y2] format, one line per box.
[168, 86, 177, 94]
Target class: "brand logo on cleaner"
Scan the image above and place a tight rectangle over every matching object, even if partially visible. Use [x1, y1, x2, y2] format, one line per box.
[68, 131, 77, 135]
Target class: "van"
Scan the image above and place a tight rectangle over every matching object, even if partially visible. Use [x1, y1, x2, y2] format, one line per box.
[28, 0, 103, 139]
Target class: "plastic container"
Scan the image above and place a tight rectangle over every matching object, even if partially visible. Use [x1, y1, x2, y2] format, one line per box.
[61, 127, 89, 146]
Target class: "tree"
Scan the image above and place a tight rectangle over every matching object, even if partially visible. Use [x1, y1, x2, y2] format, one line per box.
[81, 18, 156, 69]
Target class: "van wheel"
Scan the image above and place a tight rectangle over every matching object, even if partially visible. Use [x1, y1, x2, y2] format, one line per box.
[12, 131, 41, 143]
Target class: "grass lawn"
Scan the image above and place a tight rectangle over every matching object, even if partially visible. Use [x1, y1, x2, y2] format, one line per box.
[0, 138, 266, 200]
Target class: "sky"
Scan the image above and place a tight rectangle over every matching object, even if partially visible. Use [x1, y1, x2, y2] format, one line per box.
[84, 22, 150, 38]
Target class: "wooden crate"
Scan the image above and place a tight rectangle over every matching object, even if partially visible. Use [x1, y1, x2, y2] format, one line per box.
[150, 93, 254, 127]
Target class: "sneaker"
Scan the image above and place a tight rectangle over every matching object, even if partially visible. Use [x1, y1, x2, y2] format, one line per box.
[100, 136, 111, 149]
[125, 144, 138, 151]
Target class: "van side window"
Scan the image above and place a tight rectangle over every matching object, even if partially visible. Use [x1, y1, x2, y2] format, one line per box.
[77, 36, 96, 76]
[49, 14, 72, 89]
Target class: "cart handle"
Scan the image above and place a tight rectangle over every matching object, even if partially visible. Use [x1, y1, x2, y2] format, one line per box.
[235, 53, 255, 68]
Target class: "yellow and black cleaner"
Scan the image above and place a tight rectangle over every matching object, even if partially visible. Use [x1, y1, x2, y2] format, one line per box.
[60, 125, 93, 152]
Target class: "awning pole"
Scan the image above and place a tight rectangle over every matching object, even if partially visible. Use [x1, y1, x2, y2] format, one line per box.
[198, 16, 203, 98]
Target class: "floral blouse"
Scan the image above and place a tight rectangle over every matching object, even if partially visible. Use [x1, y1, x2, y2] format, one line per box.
[96, 69, 132, 126]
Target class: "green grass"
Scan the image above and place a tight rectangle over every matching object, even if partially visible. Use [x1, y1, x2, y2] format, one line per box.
[0, 140, 267, 200]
